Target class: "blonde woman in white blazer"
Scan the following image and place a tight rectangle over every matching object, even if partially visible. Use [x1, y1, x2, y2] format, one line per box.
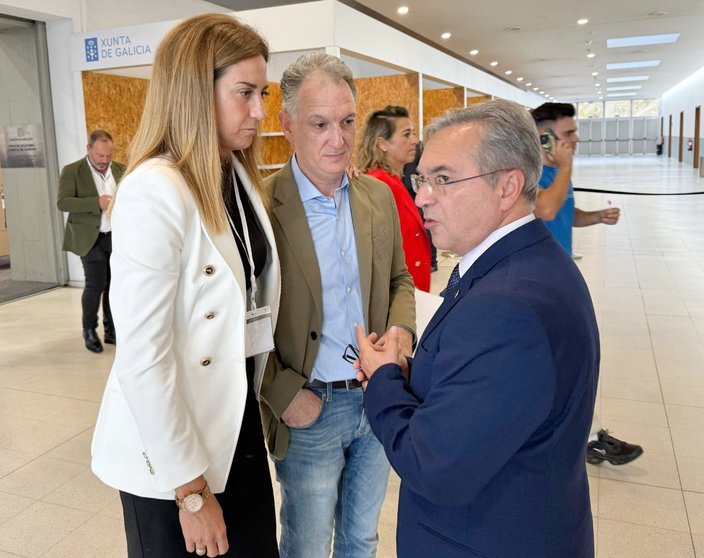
[91, 14, 280, 558]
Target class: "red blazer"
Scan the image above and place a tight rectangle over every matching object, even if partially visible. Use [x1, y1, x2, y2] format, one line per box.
[368, 168, 432, 292]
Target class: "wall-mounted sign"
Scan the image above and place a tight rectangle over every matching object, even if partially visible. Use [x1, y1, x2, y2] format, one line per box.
[72, 20, 177, 71]
[0, 124, 46, 168]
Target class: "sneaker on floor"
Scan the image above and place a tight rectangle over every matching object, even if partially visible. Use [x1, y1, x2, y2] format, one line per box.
[587, 429, 643, 465]
[571, 252, 583, 260]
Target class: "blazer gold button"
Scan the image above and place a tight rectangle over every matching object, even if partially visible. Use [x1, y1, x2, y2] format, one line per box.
[205, 311, 216, 319]
[203, 265, 215, 276]
[415, 261, 421, 267]
[200, 357, 212, 366]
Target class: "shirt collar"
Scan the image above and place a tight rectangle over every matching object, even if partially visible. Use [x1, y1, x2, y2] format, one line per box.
[86, 156, 112, 178]
[458, 213, 536, 277]
[291, 154, 349, 201]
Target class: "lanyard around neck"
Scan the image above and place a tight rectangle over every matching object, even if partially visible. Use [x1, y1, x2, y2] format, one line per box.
[225, 171, 257, 312]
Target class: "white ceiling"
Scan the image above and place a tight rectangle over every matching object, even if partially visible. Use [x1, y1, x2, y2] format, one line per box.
[339, 0, 704, 102]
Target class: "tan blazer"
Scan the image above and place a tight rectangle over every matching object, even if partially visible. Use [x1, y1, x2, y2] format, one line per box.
[260, 159, 416, 459]
[57, 158, 126, 256]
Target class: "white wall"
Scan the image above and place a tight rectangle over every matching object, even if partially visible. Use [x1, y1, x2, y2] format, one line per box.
[662, 65, 704, 138]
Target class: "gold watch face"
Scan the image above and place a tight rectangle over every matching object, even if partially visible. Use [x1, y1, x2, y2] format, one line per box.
[183, 493, 204, 513]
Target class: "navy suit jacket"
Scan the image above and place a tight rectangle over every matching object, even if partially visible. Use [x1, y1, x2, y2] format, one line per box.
[365, 219, 598, 558]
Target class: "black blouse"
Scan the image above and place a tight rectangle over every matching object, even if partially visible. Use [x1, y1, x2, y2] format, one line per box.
[222, 169, 267, 292]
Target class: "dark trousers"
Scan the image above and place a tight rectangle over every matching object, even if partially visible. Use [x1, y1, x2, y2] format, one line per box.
[80, 232, 113, 331]
[120, 361, 279, 557]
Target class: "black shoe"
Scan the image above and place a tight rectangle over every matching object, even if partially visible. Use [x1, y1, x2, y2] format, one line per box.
[103, 329, 116, 345]
[83, 329, 104, 353]
[587, 429, 643, 465]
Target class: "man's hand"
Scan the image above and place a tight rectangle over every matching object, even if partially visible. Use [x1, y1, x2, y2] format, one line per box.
[598, 206, 620, 225]
[281, 388, 323, 428]
[356, 324, 403, 385]
[547, 140, 574, 169]
[177, 477, 228, 557]
[99, 194, 112, 210]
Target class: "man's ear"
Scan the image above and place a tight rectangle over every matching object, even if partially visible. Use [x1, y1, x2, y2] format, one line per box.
[499, 169, 525, 210]
[279, 111, 294, 142]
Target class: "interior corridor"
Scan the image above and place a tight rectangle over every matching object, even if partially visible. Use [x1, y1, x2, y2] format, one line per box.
[1, 155, 703, 557]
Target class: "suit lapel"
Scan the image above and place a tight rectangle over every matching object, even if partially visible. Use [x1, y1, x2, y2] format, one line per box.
[349, 178, 372, 324]
[271, 161, 323, 317]
[420, 219, 551, 343]
[77, 159, 99, 196]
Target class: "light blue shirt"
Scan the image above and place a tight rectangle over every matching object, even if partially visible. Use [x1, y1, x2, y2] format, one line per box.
[291, 156, 366, 382]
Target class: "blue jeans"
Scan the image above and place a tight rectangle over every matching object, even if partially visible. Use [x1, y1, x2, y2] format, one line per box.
[275, 385, 390, 558]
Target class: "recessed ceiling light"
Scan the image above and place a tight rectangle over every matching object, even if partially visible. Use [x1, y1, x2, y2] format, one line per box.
[577, 18, 589, 25]
[441, 32, 452, 39]
[607, 75, 650, 82]
[544, 94, 550, 98]
[505, 70, 513, 75]
[607, 60, 660, 70]
[598, 96, 603, 100]
[594, 83, 601, 87]
[490, 61, 498, 66]
[645, 11, 668, 17]
[526, 82, 532, 86]
[607, 85, 642, 91]
[607, 33, 679, 48]
[533, 87, 539, 91]
[517, 77, 524, 81]
[587, 53, 596, 58]
[397, 6, 409, 14]
[539, 90, 545, 94]
[607, 92, 637, 97]
[591, 71, 599, 76]
[469, 49, 479, 55]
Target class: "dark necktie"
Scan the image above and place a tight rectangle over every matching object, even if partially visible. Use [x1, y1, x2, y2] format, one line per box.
[443, 264, 461, 297]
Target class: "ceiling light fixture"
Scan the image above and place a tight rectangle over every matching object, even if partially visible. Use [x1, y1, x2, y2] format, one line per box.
[607, 60, 660, 70]
[594, 83, 601, 87]
[533, 87, 539, 91]
[587, 52, 596, 58]
[469, 49, 479, 55]
[517, 77, 524, 81]
[397, 6, 409, 15]
[607, 92, 637, 97]
[441, 32, 452, 39]
[607, 75, 650, 82]
[591, 71, 599, 76]
[526, 82, 532, 86]
[490, 61, 498, 66]
[505, 70, 513, 75]
[607, 33, 680, 48]
[577, 18, 589, 25]
[607, 85, 642, 91]
[539, 90, 545, 94]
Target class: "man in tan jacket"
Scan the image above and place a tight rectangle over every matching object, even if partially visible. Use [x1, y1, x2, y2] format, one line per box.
[260, 53, 416, 558]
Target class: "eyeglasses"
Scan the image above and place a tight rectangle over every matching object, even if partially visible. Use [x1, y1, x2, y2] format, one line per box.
[342, 344, 360, 364]
[410, 169, 510, 195]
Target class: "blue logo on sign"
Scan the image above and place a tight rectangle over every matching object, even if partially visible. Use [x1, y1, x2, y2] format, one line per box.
[85, 38, 99, 62]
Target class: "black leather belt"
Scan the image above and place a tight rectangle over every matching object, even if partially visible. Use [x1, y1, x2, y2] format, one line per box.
[308, 379, 363, 390]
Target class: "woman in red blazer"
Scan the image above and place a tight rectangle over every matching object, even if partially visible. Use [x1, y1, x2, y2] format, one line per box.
[359, 106, 432, 291]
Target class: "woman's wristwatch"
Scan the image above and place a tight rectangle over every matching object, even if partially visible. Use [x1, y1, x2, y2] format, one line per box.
[175, 481, 211, 513]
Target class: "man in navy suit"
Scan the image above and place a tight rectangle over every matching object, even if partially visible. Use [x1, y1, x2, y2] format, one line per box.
[356, 99, 598, 557]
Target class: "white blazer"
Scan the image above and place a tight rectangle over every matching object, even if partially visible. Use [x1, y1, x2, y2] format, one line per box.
[91, 156, 280, 499]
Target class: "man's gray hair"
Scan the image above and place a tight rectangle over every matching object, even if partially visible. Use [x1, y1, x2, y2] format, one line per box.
[424, 100, 542, 205]
[280, 52, 356, 115]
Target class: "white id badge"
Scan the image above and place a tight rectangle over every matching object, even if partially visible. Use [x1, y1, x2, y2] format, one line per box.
[245, 305, 274, 358]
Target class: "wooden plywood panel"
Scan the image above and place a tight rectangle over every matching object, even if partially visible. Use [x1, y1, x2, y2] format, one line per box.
[354, 73, 420, 155]
[467, 95, 491, 105]
[423, 87, 463, 127]
[82, 71, 148, 165]
[260, 134, 291, 167]
[262, 82, 283, 133]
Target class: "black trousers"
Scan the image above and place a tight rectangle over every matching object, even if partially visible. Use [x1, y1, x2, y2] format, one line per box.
[120, 361, 279, 557]
[80, 232, 113, 331]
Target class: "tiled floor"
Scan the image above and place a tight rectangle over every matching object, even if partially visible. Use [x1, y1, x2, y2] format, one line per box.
[1, 155, 703, 557]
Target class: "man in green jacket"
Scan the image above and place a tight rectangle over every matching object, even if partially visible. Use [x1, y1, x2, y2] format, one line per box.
[57, 130, 125, 353]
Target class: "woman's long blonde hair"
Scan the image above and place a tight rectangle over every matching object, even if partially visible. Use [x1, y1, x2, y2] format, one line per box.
[126, 13, 269, 233]
[357, 105, 410, 176]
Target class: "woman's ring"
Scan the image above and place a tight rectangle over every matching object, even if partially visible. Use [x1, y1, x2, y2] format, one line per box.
[195, 548, 206, 556]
